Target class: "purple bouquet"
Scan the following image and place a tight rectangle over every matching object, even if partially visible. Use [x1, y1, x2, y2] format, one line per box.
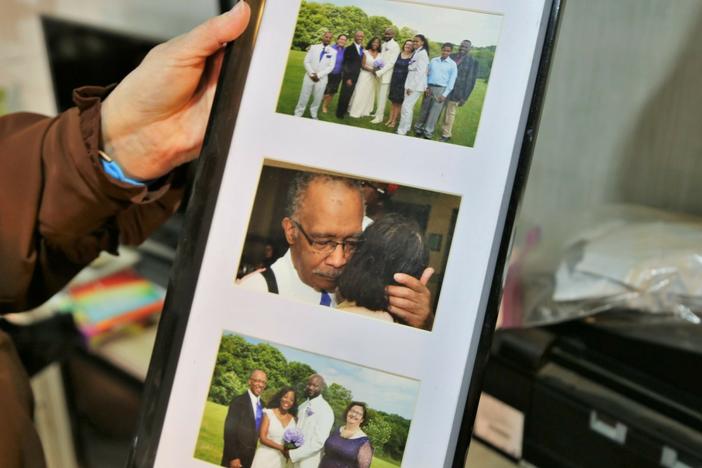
[283, 427, 305, 450]
[373, 59, 385, 70]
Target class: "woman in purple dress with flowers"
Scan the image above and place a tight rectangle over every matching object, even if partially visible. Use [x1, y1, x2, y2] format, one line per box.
[251, 387, 298, 468]
[319, 402, 373, 468]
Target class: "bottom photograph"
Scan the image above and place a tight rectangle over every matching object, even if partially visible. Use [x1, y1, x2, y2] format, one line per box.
[194, 332, 420, 468]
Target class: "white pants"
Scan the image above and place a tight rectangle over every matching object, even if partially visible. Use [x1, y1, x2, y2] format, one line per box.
[372, 82, 391, 121]
[294, 74, 328, 118]
[397, 90, 423, 135]
[293, 452, 322, 468]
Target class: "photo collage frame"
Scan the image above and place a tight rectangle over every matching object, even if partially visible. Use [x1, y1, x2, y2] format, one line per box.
[128, 1, 558, 467]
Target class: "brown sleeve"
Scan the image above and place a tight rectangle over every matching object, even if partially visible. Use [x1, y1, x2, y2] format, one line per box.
[0, 86, 186, 313]
[0, 330, 46, 468]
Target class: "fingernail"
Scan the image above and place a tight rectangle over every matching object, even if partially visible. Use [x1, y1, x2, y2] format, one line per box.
[228, 0, 245, 14]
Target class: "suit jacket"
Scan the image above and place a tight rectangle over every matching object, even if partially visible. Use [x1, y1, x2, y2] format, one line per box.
[375, 38, 400, 84]
[221, 392, 259, 468]
[303, 43, 337, 79]
[341, 43, 364, 83]
[404, 48, 430, 92]
[447, 53, 479, 103]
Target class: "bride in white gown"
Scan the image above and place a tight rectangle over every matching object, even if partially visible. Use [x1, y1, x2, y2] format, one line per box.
[348, 37, 382, 118]
[251, 388, 298, 468]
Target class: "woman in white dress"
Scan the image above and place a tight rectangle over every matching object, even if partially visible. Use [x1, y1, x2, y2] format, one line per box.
[348, 37, 382, 118]
[251, 387, 298, 468]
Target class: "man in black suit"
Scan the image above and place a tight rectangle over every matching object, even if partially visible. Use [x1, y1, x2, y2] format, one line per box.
[221, 369, 268, 468]
[335, 30, 365, 118]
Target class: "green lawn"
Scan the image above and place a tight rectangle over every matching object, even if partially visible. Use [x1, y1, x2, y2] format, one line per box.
[194, 400, 401, 467]
[276, 50, 486, 148]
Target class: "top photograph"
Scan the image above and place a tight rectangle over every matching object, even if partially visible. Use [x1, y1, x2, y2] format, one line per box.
[276, 0, 503, 148]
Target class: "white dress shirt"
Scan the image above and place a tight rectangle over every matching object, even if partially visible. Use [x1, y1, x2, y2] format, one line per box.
[247, 389, 261, 416]
[304, 43, 337, 79]
[238, 250, 336, 307]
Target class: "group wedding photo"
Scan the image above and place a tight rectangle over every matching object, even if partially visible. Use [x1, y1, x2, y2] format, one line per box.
[276, 0, 502, 147]
[194, 333, 419, 468]
[234, 162, 461, 332]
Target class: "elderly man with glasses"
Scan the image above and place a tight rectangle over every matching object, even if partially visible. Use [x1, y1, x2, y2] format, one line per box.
[238, 172, 433, 329]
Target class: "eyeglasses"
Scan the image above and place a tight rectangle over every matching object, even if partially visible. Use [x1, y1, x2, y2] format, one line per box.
[292, 220, 362, 256]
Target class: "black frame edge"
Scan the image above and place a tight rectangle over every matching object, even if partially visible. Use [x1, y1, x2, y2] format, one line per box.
[450, 0, 565, 466]
[125, 1, 266, 466]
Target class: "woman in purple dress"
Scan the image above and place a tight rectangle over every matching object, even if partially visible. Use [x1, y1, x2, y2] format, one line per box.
[319, 402, 373, 468]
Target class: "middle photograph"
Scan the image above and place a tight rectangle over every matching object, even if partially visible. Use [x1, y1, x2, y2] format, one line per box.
[235, 161, 461, 332]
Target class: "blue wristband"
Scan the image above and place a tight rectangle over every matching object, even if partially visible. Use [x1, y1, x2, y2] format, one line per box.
[97, 147, 155, 187]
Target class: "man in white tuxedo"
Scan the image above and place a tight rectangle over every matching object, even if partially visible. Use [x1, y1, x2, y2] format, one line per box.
[294, 31, 337, 119]
[288, 374, 335, 468]
[370, 28, 400, 124]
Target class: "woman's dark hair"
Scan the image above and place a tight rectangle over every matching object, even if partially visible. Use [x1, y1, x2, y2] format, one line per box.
[343, 401, 369, 428]
[338, 213, 429, 311]
[367, 36, 381, 51]
[267, 386, 298, 416]
[414, 34, 429, 54]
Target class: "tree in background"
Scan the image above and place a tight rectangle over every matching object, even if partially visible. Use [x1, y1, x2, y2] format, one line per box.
[364, 409, 393, 455]
[290, 1, 494, 78]
[324, 383, 353, 428]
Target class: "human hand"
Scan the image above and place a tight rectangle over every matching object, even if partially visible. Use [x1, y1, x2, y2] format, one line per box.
[100, 2, 251, 181]
[310, 73, 319, 82]
[346, 79, 354, 87]
[405, 89, 411, 96]
[437, 95, 446, 103]
[424, 89, 432, 97]
[230, 458, 242, 468]
[386, 267, 435, 330]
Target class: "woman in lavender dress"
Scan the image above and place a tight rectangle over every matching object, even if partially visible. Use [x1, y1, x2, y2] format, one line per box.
[319, 402, 373, 468]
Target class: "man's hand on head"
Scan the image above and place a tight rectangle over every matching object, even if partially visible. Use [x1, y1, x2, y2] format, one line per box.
[385, 267, 435, 330]
[100, 2, 251, 182]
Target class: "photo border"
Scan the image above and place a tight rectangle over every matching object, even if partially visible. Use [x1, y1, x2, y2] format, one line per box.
[126, 0, 562, 466]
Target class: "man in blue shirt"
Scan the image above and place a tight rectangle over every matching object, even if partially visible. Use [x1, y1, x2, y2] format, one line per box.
[414, 43, 458, 140]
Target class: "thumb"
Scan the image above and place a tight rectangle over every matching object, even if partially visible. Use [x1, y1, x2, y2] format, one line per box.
[177, 1, 251, 60]
[420, 267, 435, 285]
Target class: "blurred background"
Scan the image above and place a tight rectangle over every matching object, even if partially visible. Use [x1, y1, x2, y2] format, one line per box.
[1, 0, 701, 466]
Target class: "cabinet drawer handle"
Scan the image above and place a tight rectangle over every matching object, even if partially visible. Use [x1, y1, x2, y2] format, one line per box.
[589, 411, 627, 444]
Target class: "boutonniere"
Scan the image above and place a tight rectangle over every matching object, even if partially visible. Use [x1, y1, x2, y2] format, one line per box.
[305, 405, 314, 417]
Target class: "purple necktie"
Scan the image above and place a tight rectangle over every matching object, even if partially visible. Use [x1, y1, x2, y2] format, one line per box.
[255, 400, 263, 430]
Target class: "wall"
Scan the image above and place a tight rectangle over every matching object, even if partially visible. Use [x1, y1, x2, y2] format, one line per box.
[515, 0, 702, 273]
[0, 0, 217, 115]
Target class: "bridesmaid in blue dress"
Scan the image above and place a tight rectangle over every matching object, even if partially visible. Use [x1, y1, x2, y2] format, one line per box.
[385, 39, 415, 128]
[319, 402, 373, 468]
